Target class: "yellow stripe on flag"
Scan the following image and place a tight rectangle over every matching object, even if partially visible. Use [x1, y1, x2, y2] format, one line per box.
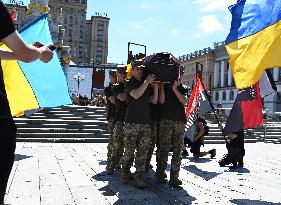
[226, 20, 281, 89]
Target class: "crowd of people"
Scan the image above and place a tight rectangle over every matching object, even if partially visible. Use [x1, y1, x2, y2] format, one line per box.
[104, 61, 220, 189]
[71, 92, 105, 107]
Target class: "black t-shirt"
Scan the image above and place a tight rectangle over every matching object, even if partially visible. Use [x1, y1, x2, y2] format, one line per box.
[0, 2, 16, 123]
[104, 83, 115, 120]
[150, 103, 161, 122]
[161, 84, 188, 123]
[112, 82, 126, 122]
[125, 77, 152, 124]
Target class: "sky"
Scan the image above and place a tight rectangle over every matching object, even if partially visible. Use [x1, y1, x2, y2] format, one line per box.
[4, 0, 237, 64]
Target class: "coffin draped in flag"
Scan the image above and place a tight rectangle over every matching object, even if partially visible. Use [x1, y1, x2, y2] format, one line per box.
[0, 14, 71, 117]
[185, 74, 212, 141]
[223, 83, 263, 135]
[225, 0, 281, 89]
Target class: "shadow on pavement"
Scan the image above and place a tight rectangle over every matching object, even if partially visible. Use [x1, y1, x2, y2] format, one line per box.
[183, 165, 220, 181]
[230, 199, 281, 205]
[188, 157, 212, 163]
[225, 167, 250, 173]
[14, 154, 32, 161]
[98, 160, 107, 165]
[92, 169, 196, 205]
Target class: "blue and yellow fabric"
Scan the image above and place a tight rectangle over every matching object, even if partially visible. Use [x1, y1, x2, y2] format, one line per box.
[225, 0, 281, 89]
[0, 14, 71, 117]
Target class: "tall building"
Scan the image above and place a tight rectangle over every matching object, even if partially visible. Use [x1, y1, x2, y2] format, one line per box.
[5, 0, 110, 66]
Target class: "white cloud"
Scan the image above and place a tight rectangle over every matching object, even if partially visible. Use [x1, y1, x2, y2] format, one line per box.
[197, 15, 223, 33]
[139, 3, 156, 9]
[170, 28, 179, 36]
[193, 0, 236, 12]
[130, 24, 143, 30]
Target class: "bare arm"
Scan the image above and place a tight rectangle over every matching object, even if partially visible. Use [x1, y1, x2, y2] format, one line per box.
[108, 96, 115, 104]
[1, 31, 53, 63]
[159, 83, 165, 104]
[149, 83, 159, 104]
[130, 74, 155, 100]
[194, 122, 205, 142]
[117, 93, 127, 101]
[172, 81, 187, 106]
[0, 50, 18, 60]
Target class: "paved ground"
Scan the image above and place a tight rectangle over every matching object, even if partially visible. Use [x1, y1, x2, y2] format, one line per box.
[4, 142, 281, 205]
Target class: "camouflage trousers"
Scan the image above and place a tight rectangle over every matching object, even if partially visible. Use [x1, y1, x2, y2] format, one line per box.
[122, 123, 151, 178]
[156, 119, 184, 179]
[106, 119, 115, 165]
[109, 121, 125, 168]
[146, 121, 159, 169]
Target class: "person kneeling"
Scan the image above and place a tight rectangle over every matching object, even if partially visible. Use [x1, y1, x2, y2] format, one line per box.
[190, 117, 216, 158]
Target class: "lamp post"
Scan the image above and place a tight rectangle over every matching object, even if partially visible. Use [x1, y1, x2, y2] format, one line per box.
[74, 73, 85, 96]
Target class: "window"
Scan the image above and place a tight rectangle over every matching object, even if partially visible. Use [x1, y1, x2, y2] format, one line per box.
[229, 90, 234, 101]
[222, 91, 226, 101]
[215, 92, 219, 101]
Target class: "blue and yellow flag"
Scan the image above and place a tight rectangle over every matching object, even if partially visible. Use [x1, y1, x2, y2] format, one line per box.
[226, 0, 281, 89]
[0, 14, 71, 117]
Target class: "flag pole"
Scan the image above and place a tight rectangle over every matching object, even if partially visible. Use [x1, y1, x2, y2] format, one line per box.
[195, 62, 228, 143]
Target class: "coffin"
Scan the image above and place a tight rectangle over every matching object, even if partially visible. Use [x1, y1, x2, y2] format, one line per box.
[142, 52, 181, 82]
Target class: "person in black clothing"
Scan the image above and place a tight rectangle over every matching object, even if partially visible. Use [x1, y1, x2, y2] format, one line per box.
[218, 124, 245, 168]
[107, 67, 127, 175]
[104, 70, 117, 171]
[190, 117, 216, 158]
[0, 2, 53, 204]
[122, 62, 158, 188]
[156, 69, 188, 186]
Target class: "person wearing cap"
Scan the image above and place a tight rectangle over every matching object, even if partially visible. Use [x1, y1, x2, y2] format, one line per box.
[156, 68, 189, 186]
[122, 62, 158, 188]
[104, 70, 117, 171]
[107, 67, 127, 175]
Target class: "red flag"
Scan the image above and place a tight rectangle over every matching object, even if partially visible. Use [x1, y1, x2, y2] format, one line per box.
[185, 73, 212, 141]
[11, 9, 15, 23]
[223, 83, 263, 135]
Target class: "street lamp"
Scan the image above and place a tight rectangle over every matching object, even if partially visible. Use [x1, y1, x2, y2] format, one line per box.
[74, 73, 85, 96]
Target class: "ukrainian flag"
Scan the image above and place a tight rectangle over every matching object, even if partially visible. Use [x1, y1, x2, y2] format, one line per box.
[226, 0, 281, 89]
[0, 14, 71, 117]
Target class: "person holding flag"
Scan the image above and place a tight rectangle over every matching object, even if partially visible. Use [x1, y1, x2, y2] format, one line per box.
[0, 2, 53, 204]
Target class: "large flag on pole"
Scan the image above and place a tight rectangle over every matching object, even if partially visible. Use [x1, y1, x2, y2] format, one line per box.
[225, 0, 281, 89]
[223, 83, 263, 135]
[0, 14, 71, 117]
[185, 73, 212, 141]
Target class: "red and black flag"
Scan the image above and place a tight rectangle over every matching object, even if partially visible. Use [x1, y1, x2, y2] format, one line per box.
[185, 73, 212, 141]
[223, 83, 263, 135]
[11, 9, 15, 23]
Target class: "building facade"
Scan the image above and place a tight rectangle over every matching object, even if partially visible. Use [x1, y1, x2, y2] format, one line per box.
[5, 0, 109, 66]
[212, 42, 281, 113]
[179, 47, 215, 92]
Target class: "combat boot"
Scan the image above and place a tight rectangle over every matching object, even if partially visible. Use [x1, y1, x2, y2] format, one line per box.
[169, 178, 182, 186]
[133, 176, 147, 189]
[208, 149, 216, 158]
[218, 154, 232, 167]
[121, 167, 134, 184]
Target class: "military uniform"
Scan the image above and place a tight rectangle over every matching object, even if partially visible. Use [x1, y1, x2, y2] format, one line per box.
[107, 82, 127, 173]
[146, 103, 161, 171]
[122, 76, 152, 188]
[104, 83, 116, 167]
[156, 84, 188, 185]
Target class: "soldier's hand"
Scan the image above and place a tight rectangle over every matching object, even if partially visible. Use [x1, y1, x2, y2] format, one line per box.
[172, 80, 180, 89]
[145, 74, 156, 84]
